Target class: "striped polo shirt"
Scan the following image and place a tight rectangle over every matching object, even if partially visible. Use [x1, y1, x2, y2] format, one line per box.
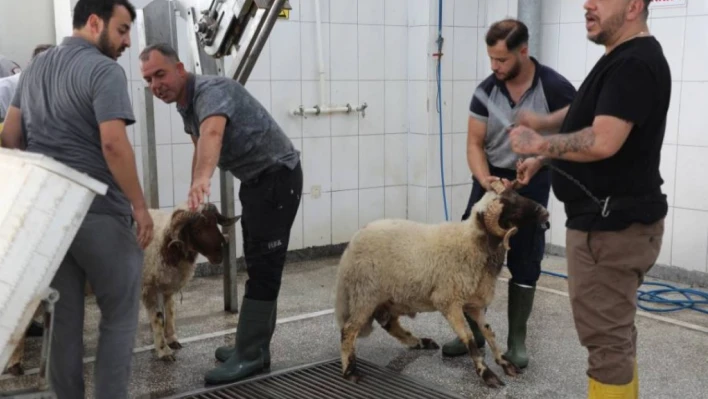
[470, 57, 576, 170]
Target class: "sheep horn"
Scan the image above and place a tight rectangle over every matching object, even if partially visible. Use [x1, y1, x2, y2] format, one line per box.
[489, 179, 506, 194]
[484, 200, 518, 250]
[483, 200, 508, 237]
[502, 226, 518, 251]
[169, 209, 199, 242]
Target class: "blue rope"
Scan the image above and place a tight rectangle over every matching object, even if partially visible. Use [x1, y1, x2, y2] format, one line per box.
[540, 270, 708, 315]
[436, 0, 449, 222]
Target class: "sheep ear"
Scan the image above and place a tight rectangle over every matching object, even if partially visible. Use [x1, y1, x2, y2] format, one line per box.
[170, 210, 194, 239]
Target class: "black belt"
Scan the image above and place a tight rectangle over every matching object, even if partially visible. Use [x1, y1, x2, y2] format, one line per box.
[565, 193, 667, 218]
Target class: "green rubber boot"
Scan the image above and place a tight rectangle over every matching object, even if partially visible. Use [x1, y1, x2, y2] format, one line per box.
[214, 302, 277, 365]
[502, 282, 536, 369]
[441, 312, 486, 357]
[204, 298, 276, 385]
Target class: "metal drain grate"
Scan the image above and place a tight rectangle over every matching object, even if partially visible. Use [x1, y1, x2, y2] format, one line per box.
[168, 357, 465, 399]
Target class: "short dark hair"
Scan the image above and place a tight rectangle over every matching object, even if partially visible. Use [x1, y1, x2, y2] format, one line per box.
[485, 19, 529, 51]
[32, 44, 54, 59]
[642, 0, 652, 18]
[72, 0, 137, 30]
[139, 42, 181, 63]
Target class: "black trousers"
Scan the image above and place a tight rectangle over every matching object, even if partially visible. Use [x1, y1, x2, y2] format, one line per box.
[237, 161, 303, 301]
[461, 165, 551, 287]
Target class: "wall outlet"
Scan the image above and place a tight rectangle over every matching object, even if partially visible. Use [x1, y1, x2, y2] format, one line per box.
[311, 185, 321, 199]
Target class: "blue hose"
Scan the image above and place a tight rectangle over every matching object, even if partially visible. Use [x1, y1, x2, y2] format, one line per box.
[540, 270, 708, 315]
[436, 0, 449, 222]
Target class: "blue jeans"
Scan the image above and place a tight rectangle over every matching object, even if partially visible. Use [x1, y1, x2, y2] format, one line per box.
[461, 165, 551, 286]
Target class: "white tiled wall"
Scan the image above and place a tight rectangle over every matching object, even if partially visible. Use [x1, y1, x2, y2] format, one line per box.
[539, 0, 708, 274]
[30, 0, 704, 275]
[406, 0, 519, 224]
[116, 0, 411, 258]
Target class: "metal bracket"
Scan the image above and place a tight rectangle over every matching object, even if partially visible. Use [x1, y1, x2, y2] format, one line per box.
[0, 288, 60, 399]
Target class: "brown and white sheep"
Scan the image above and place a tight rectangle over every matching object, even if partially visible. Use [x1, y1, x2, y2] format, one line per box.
[333, 180, 549, 388]
[3, 203, 239, 374]
[140, 202, 239, 361]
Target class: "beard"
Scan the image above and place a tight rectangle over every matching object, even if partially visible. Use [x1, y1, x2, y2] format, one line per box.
[587, 11, 626, 45]
[97, 28, 126, 60]
[498, 58, 522, 82]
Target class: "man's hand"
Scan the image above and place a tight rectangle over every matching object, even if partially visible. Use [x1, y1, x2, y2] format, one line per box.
[508, 125, 547, 155]
[132, 205, 154, 249]
[515, 157, 544, 186]
[188, 176, 211, 210]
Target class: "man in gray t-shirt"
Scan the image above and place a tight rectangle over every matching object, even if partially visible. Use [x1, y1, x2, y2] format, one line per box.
[1, 1, 152, 397]
[139, 43, 302, 386]
[0, 55, 21, 78]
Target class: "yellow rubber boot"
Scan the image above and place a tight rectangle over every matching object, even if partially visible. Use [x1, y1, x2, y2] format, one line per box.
[588, 377, 635, 399]
[631, 360, 639, 399]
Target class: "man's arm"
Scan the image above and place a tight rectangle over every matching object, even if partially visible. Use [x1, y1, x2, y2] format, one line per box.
[512, 58, 656, 163]
[191, 115, 227, 183]
[190, 134, 198, 185]
[537, 115, 632, 162]
[92, 63, 148, 210]
[0, 106, 23, 149]
[100, 120, 147, 210]
[466, 116, 491, 187]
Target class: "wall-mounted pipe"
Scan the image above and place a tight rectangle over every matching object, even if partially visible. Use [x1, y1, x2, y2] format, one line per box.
[291, 102, 368, 117]
[517, 0, 542, 58]
[292, 0, 367, 118]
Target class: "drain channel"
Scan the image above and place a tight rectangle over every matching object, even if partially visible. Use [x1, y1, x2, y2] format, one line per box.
[167, 358, 465, 399]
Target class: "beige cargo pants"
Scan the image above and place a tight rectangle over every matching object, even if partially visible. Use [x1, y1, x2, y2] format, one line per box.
[566, 219, 664, 385]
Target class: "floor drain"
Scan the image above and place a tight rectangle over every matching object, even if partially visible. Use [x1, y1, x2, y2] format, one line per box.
[166, 357, 465, 399]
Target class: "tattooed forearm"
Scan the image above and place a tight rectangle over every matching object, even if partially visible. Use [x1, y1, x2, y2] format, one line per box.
[543, 127, 595, 158]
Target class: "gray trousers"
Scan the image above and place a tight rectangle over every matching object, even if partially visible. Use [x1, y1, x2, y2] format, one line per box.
[49, 213, 143, 399]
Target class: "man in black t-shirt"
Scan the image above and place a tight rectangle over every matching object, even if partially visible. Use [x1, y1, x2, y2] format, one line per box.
[506, 0, 668, 397]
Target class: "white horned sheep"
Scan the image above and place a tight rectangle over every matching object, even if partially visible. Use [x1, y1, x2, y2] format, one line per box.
[333, 179, 549, 388]
[3, 203, 239, 375]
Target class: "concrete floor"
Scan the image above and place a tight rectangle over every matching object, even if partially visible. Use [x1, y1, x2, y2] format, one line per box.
[1, 254, 707, 398]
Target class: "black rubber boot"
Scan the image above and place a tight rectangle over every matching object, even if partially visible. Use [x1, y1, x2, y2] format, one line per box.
[502, 282, 536, 369]
[214, 302, 277, 365]
[204, 298, 276, 385]
[441, 312, 486, 357]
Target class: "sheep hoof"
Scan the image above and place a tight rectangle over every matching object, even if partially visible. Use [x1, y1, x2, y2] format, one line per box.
[159, 353, 176, 362]
[6, 363, 23, 376]
[500, 360, 522, 377]
[343, 370, 362, 383]
[168, 341, 183, 350]
[413, 338, 439, 350]
[481, 368, 505, 388]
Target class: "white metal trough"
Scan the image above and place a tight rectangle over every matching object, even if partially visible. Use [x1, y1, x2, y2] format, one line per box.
[0, 148, 107, 372]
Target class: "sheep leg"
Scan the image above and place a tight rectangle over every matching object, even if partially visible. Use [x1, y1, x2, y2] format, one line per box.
[163, 294, 182, 350]
[144, 294, 175, 362]
[442, 306, 504, 388]
[4, 337, 25, 376]
[467, 308, 521, 377]
[340, 308, 377, 383]
[374, 312, 438, 350]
